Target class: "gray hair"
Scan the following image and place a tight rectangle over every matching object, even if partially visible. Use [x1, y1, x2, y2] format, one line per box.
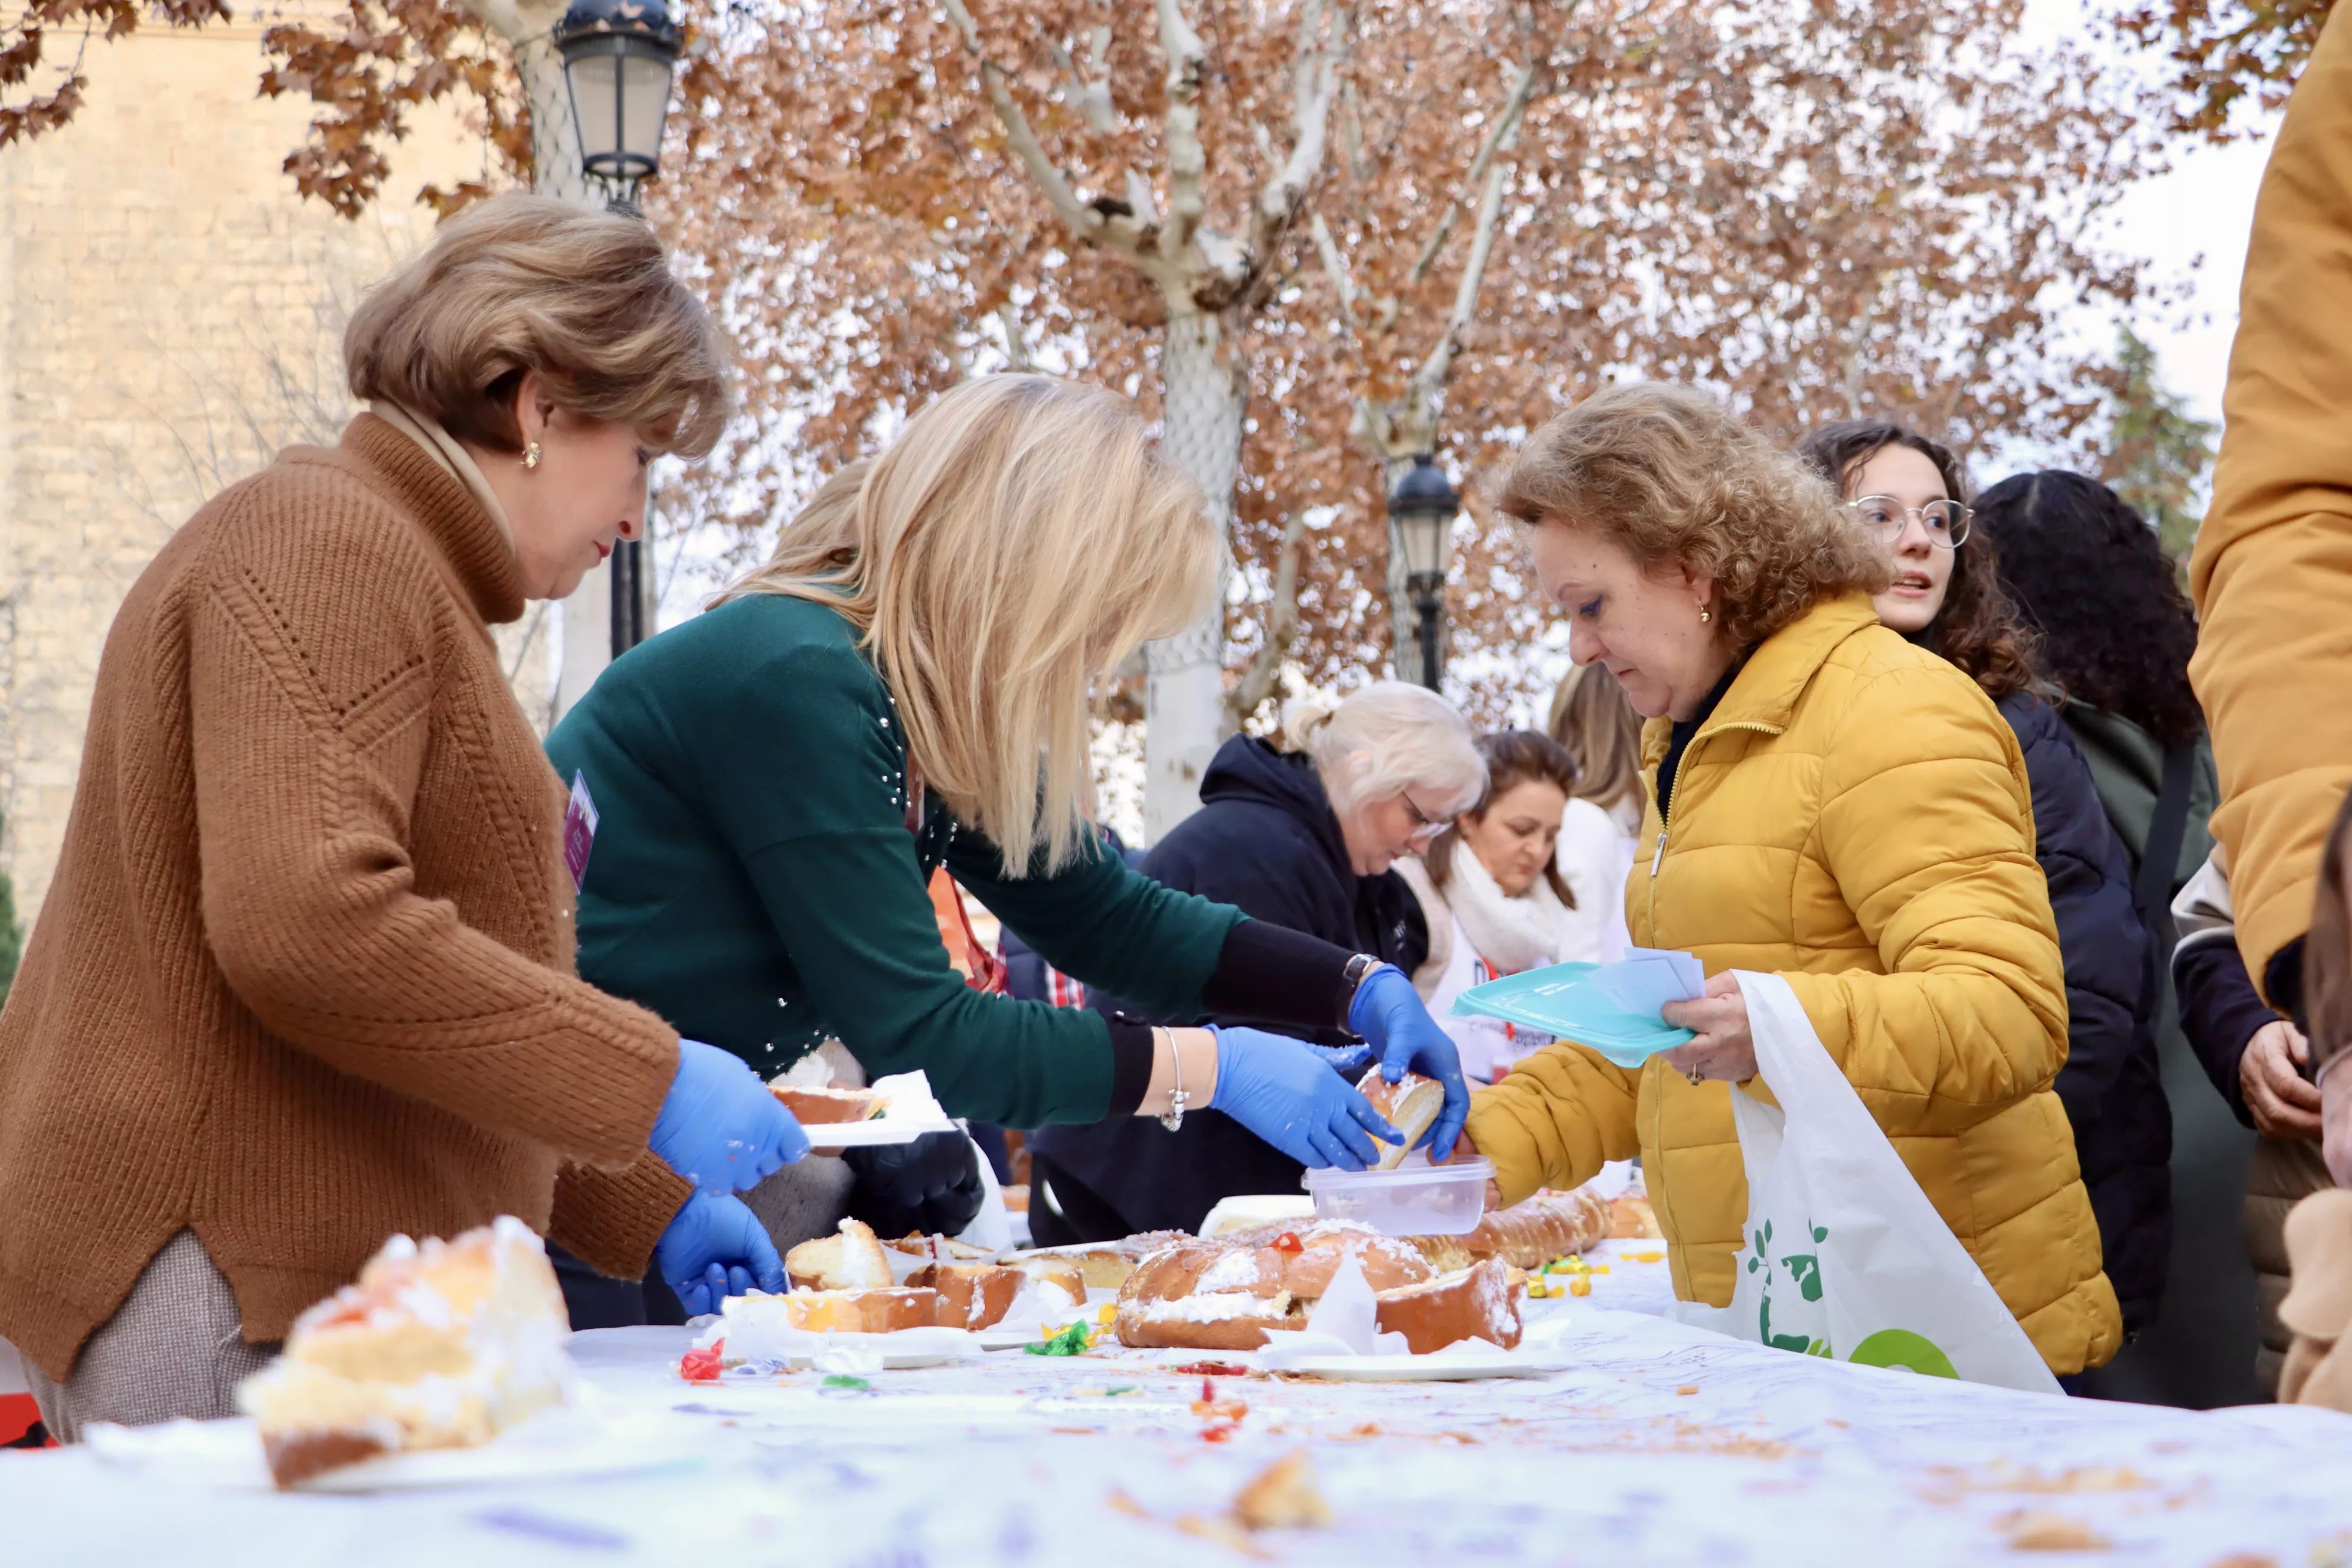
[1282, 682, 1486, 819]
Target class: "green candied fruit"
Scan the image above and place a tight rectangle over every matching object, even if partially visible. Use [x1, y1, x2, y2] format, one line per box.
[1024, 1320, 1092, 1357]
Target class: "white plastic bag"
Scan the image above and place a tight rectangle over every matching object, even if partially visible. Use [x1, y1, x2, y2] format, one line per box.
[1714, 971, 2061, 1394]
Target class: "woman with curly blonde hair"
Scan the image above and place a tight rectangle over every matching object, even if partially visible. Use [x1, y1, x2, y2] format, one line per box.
[1455, 383, 2122, 1379]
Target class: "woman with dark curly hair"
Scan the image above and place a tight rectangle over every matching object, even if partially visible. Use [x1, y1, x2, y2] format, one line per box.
[1798, 423, 2164, 1350]
[1456, 384, 2120, 1378]
[1975, 470, 2266, 1409]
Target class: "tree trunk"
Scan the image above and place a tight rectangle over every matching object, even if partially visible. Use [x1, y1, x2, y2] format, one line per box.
[1144, 308, 1245, 842]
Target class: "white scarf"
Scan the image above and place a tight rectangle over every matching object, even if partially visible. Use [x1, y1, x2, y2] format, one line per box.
[1443, 841, 1577, 978]
[369, 400, 518, 558]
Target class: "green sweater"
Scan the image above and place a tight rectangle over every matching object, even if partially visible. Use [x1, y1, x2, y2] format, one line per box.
[545, 594, 1242, 1127]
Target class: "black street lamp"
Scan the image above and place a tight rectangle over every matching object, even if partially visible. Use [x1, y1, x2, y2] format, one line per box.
[1388, 453, 1460, 691]
[554, 0, 682, 658]
[554, 0, 684, 210]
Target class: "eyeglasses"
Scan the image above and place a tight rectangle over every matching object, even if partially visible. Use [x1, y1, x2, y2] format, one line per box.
[1400, 793, 1448, 845]
[1845, 495, 1972, 550]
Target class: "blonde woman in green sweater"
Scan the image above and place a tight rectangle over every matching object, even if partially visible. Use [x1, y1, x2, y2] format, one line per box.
[547, 374, 1472, 1281]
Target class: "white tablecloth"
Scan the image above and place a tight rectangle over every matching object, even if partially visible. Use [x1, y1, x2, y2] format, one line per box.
[6, 1242, 2350, 1566]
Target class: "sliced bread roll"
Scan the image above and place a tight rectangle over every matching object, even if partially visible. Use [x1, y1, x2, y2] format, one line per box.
[786, 1218, 894, 1292]
[1358, 1071, 1445, 1170]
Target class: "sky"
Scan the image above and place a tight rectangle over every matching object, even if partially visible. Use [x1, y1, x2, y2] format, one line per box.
[2027, 0, 2284, 432]
[2102, 129, 2279, 427]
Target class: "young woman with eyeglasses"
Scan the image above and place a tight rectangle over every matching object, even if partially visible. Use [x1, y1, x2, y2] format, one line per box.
[1798, 421, 2170, 1371]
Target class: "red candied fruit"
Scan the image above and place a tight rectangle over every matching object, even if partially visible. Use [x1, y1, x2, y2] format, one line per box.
[1272, 1232, 1304, 1255]
[679, 1344, 724, 1383]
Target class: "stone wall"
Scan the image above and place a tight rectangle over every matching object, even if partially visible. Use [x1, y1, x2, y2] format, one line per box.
[0, 18, 551, 923]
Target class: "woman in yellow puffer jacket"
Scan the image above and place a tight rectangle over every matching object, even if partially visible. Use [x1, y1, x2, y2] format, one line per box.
[1461, 384, 2122, 1376]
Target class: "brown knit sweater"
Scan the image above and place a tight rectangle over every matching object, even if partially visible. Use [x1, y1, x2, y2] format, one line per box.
[0, 414, 689, 1381]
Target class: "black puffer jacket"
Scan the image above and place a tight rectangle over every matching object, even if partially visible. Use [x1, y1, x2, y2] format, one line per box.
[1025, 736, 1426, 1237]
[1999, 691, 2169, 1333]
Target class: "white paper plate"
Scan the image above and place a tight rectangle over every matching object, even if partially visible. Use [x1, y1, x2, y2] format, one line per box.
[800, 1118, 962, 1149]
[1270, 1354, 1554, 1382]
[88, 1405, 707, 1494]
[788, 1349, 959, 1371]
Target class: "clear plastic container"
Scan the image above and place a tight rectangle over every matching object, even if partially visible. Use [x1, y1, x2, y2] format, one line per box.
[1302, 1154, 1494, 1237]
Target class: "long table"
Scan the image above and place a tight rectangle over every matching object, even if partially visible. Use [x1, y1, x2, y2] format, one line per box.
[7, 1242, 2352, 1565]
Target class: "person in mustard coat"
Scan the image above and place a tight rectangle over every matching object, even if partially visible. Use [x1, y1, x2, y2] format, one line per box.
[2190, 5, 2352, 1039]
[1458, 383, 2122, 1377]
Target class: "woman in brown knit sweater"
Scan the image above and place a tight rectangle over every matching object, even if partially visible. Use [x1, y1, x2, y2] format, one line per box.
[0, 197, 803, 1440]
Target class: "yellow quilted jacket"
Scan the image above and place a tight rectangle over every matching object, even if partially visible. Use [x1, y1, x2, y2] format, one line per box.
[2188, 7, 2352, 1008]
[1466, 593, 2123, 1374]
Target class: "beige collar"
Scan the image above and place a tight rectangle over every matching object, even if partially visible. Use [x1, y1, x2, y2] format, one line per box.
[368, 401, 518, 558]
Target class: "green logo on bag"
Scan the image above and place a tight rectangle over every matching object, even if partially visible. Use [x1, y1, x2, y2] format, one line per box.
[1848, 1329, 1959, 1380]
[1747, 1219, 1832, 1357]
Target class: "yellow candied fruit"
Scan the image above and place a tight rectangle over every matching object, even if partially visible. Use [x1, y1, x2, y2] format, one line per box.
[1569, 1277, 1592, 1297]
[1097, 1302, 1118, 1324]
[1629, 1250, 1665, 1263]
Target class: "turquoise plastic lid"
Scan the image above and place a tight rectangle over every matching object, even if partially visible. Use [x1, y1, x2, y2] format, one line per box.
[1449, 960, 1696, 1068]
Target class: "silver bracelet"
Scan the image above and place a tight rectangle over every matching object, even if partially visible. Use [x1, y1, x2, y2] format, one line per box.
[1159, 1027, 1188, 1132]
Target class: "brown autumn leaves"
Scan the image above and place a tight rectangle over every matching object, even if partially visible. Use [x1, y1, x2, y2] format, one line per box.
[4, 0, 2252, 721]
[644, 0, 2165, 721]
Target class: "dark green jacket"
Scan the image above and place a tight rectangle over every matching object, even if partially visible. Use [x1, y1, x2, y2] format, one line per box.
[2062, 703, 2217, 888]
[545, 594, 1240, 1128]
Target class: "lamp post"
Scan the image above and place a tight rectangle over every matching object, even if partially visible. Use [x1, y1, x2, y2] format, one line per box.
[555, 0, 682, 659]
[1387, 453, 1460, 691]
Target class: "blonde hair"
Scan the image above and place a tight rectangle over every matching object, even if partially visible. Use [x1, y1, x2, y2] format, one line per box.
[754, 459, 871, 574]
[345, 194, 732, 458]
[1282, 682, 1485, 819]
[1497, 383, 1889, 650]
[1547, 661, 1644, 818]
[719, 375, 1216, 876]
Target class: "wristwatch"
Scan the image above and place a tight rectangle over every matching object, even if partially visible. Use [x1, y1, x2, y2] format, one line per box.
[1339, 953, 1382, 1030]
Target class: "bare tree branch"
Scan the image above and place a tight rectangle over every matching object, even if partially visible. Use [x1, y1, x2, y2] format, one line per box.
[1155, 0, 1212, 267]
[1048, 24, 1117, 131]
[940, 0, 1140, 259]
[1407, 58, 1539, 286]
[1247, 0, 1342, 272]
[1413, 116, 1518, 399]
[1224, 509, 1311, 727]
[1311, 213, 1361, 334]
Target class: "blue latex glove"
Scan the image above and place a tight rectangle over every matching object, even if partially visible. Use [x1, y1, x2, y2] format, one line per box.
[1347, 965, 1470, 1159]
[649, 1039, 811, 1192]
[655, 1190, 784, 1317]
[1208, 1025, 1400, 1171]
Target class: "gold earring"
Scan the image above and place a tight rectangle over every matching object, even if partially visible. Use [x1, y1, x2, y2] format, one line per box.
[522, 442, 542, 471]
[1698, 606, 1711, 623]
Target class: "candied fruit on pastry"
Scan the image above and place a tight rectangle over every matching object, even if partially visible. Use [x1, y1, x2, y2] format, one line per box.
[235, 1216, 573, 1488]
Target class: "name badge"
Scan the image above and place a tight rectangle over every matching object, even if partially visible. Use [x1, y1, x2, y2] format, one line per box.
[563, 770, 599, 894]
